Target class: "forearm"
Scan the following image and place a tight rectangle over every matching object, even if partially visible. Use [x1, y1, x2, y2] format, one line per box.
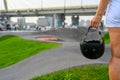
[95, 0, 110, 17]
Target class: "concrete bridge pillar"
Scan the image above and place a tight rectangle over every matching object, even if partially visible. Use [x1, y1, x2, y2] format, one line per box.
[71, 15, 79, 26]
[6, 17, 11, 22]
[53, 14, 65, 27]
[1, 17, 11, 24]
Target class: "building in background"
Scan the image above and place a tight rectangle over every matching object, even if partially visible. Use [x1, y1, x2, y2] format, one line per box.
[17, 17, 26, 29]
[37, 17, 48, 27]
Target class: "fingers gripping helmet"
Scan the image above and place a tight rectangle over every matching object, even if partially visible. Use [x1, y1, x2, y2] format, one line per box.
[80, 27, 105, 59]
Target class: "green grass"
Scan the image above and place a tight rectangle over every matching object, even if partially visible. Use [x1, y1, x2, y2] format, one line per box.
[30, 65, 109, 80]
[0, 35, 61, 69]
[103, 32, 110, 44]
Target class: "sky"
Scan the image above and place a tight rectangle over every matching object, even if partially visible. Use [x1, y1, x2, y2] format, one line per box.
[0, 0, 100, 24]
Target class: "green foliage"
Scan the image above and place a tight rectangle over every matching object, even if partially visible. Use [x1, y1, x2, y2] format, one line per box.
[0, 35, 16, 41]
[64, 73, 72, 80]
[103, 32, 110, 44]
[30, 65, 109, 80]
[0, 35, 61, 69]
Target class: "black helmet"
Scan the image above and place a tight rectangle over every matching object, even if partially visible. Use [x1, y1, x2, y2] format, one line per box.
[80, 27, 105, 59]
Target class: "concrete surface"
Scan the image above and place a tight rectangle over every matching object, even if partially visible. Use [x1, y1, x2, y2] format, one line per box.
[0, 28, 111, 80]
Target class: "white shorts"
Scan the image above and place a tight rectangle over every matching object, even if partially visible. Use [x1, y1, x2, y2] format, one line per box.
[105, 0, 120, 27]
[105, 16, 120, 27]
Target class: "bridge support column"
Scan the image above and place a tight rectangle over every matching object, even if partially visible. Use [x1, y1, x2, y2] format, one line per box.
[71, 15, 79, 26]
[53, 14, 65, 27]
[2, 17, 11, 24]
[0, 17, 8, 26]
[6, 17, 11, 22]
[17, 17, 25, 30]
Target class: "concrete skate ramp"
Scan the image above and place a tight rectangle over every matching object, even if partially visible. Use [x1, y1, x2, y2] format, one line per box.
[33, 27, 106, 41]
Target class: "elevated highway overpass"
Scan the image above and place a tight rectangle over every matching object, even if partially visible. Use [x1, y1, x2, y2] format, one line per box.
[0, 5, 100, 27]
[0, 5, 98, 17]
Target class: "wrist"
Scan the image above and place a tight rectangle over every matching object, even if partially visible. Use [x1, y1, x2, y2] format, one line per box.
[95, 13, 103, 17]
[94, 14, 103, 20]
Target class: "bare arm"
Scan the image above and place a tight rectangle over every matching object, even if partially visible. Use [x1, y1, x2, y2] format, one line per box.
[90, 0, 110, 28]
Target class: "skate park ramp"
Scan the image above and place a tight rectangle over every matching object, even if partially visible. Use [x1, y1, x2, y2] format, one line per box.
[33, 27, 106, 42]
[0, 27, 106, 42]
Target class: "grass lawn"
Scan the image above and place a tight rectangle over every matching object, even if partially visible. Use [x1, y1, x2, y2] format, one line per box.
[31, 65, 109, 80]
[103, 32, 110, 44]
[0, 35, 61, 69]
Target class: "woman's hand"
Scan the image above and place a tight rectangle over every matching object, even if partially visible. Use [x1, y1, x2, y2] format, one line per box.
[90, 15, 102, 28]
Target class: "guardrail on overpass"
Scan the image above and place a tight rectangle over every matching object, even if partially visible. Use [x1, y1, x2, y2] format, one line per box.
[0, 5, 98, 17]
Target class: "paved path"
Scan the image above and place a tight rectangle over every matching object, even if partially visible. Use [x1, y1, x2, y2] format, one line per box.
[0, 31, 111, 80]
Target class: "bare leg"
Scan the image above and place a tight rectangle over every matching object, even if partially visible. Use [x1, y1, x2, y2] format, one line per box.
[108, 28, 120, 80]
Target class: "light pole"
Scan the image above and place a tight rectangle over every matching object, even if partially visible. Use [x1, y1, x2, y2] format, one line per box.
[63, 0, 66, 28]
[0, 0, 2, 16]
[64, 0, 66, 14]
[41, 0, 43, 10]
[81, 0, 83, 8]
[4, 0, 8, 11]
